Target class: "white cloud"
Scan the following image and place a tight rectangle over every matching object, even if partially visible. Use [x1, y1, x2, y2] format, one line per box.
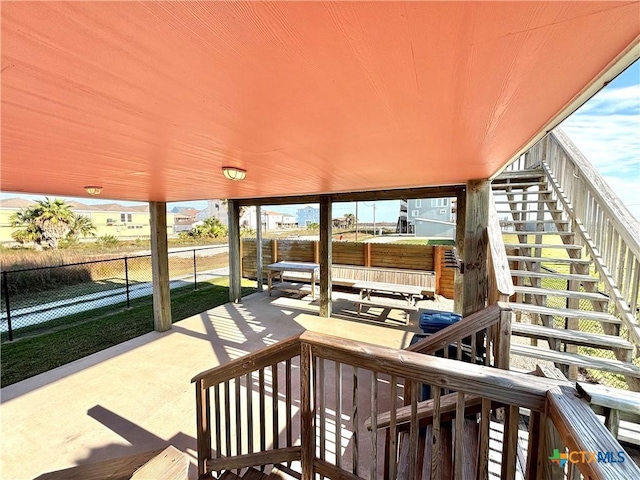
[559, 80, 640, 220]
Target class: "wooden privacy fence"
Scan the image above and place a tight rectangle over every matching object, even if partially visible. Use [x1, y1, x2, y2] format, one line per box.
[241, 239, 455, 298]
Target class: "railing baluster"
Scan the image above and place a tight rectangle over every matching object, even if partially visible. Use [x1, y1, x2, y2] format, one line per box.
[388, 375, 398, 480]
[336, 361, 343, 468]
[431, 386, 441, 480]
[235, 378, 242, 459]
[286, 359, 292, 452]
[409, 380, 419, 480]
[456, 339, 462, 361]
[214, 384, 221, 460]
[631, 259, 640, 316]
[525, 411, 543, 480]
[224, 381, 231, 459]
[246, 373, 253, 455]
[370, 371, 378, 480]
[352, 366, 359, 476]
[318, 358, 326, 464]
[478, 398, 491, 480]
[272, 363, 279, 450]
[259, 368, 266, 466]
[454, 392, 465, 480]
[501, 405, 519, 480]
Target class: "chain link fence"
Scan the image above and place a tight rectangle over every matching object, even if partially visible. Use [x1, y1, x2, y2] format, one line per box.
[1, 246, 228, 342]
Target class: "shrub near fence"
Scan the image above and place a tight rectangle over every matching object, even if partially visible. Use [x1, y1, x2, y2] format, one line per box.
[241, 238, 455, 298]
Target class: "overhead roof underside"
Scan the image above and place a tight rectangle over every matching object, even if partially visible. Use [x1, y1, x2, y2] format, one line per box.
[1, 2, 639, 203]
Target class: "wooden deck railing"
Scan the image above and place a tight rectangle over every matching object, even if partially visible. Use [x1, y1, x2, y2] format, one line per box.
[192, 324, 638, 479]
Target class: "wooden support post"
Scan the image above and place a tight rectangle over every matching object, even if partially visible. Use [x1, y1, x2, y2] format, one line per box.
[314, 240, 320, 264]
[463, 180, 489, 318]
[228, 200, 242, 303]
[256, 205, 263, 291]
[434, 245, 443, 295]
[454, 188, 466, 314]
[364, 242, 372, 267]
[149, 201, 171, 331]
[319, 196, 332, 317]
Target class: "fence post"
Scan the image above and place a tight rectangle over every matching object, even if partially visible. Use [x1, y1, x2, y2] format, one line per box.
[124, 257, 131, 309]
[2, 271, 13, 341]
[193, 249, 198, 291]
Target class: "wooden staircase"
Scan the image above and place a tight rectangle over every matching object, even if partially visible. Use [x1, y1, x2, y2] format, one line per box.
[492, 169, 640, 383]
[219, 466, 295, 480]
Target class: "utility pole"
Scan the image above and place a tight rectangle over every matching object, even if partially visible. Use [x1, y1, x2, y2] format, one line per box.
[355, 202, 358, 242]
[373, 203, 376, 236]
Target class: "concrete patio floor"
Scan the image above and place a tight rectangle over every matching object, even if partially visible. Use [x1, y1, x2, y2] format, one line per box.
[1, 288, 447, 479]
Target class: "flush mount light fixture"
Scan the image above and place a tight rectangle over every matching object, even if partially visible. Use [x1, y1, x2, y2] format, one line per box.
[222, 166, 247, 181]
[84, 186, 103, 195]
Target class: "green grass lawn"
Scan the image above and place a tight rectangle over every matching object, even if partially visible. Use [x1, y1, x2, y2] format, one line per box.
[0, 278, 255, 387]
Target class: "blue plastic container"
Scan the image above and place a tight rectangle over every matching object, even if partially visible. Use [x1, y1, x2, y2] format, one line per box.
[418, 310, 462, 334]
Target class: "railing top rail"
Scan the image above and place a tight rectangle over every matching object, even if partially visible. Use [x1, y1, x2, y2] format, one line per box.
[300, 329, 561, 412]
[550, 128, 640, 257]
[191, 333, 302, 388]
[548, 385, 640, 479]
[406, 302, 503, 355]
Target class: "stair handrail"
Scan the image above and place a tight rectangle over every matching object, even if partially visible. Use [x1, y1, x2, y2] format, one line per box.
[542, 129, 640, 347]
[488, 190, 516, 303]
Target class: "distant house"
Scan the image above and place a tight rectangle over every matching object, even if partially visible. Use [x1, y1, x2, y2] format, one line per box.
[0, 198, 175, 243]
[278, 213, 297, 229]
[297, 206, 319, 227]
[240, 207, 297, 231]
[333, 217, 349, 229]
[195, 200, 228, 226]
[407, 198, 455, 238]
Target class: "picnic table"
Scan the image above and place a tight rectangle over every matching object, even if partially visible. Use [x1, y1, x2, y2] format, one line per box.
[267, 261, 320, 300]
[351, 280, 423, 317]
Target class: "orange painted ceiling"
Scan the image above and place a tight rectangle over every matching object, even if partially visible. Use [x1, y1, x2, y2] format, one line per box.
[2, 2, 639, 202]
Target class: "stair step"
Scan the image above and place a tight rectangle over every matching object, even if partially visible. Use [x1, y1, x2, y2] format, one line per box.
[493, 182, 547, 190]
[501, 219, 569, 225]
[495, 170, 545, 181]
[514, 286, 607, 302]
[507, 255, 591, 265]
[496, 209, 562, 214]
[507, 231, 574, 236]
[243, 468, 268, 479]
[504, 243, 583, 250]
[510, 270, 598, 282]
[510, 344, 640, 378]
[494, 200, 557, 204]
[493, 190, 553, 195]
[219, 472, 242, 480]
[266, 467, 298, 479]
[511, 323, 633, 351]
[508, 303, 621, 324]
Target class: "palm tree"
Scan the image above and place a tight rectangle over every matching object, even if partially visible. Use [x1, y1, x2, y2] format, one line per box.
[344, 213, 356, 228]
[10, 198, 76, 249]
[67, 213, 97, 241]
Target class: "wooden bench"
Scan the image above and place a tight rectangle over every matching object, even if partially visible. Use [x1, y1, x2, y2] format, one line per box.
[332, 264, 436, 298]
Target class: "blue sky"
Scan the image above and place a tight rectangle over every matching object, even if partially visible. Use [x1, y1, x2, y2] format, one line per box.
[559, 61, 640, 220]
[2, 62, 638, 222]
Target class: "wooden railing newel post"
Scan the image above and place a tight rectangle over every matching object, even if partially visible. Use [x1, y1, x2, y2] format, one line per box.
[300, 342, 315, 480]
[196, 379, 211, 479]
